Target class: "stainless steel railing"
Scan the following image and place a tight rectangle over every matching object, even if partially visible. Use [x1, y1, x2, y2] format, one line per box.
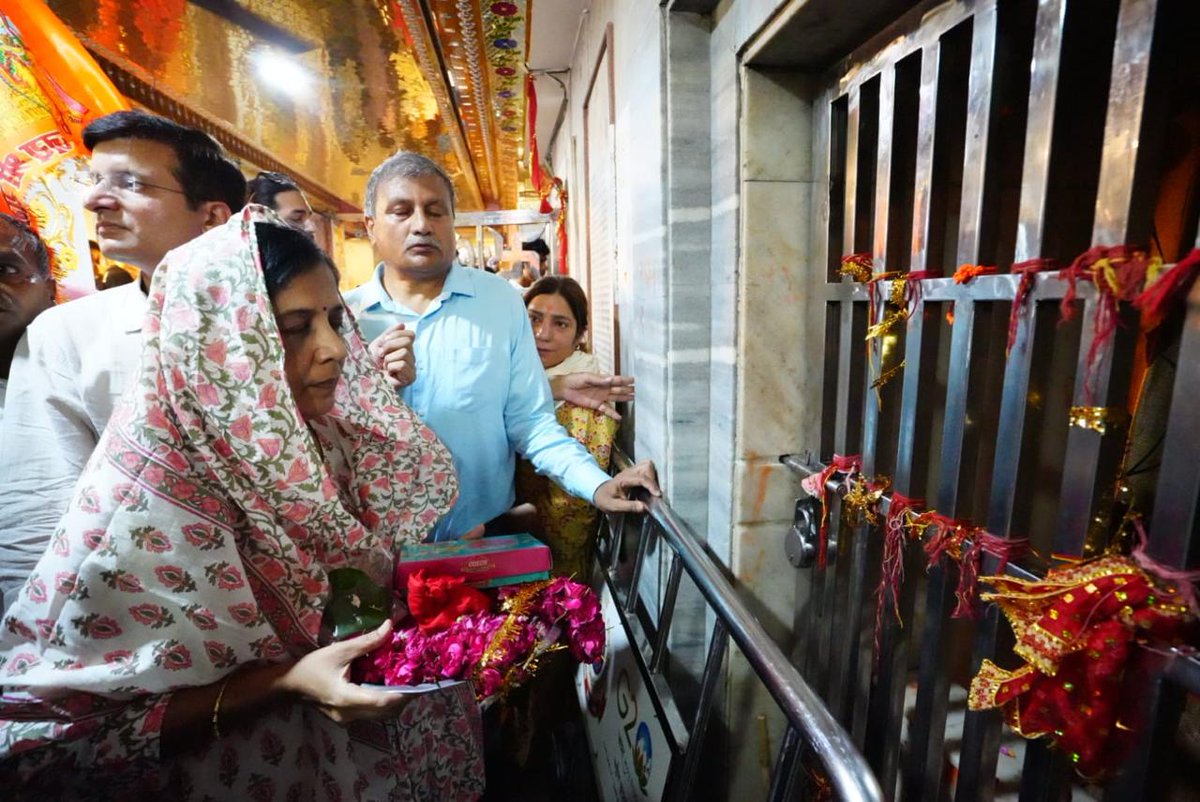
[604, 449, 882, 801]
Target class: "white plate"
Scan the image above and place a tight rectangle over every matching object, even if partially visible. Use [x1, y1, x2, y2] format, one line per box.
[361, 680, 467, 695]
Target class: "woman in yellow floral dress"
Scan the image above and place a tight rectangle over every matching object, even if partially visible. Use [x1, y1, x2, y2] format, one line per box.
[515, 277, 631, 578]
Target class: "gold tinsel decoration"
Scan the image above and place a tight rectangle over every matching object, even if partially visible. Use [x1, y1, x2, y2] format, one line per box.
[474, 578, 570, 699]
[1068, 405, 1130, 435]
[842, 474, 891, 528]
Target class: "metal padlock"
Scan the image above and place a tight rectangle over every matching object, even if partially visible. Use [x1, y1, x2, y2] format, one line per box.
[784, 496, 821, 568]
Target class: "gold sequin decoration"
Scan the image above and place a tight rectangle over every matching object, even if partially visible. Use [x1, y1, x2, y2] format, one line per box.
[1069, 406, 1130, 435]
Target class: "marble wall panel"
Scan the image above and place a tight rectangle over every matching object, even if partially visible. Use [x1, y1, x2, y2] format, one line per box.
[743, 71, 814, 182]
[665, 10, 715, 535]
[706, 8, 744, 558]
[552, 2, 837, 798]
[719, 9, 830, 798]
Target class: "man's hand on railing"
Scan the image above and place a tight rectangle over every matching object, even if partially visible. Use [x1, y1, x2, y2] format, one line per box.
[592, 459, 660, 513]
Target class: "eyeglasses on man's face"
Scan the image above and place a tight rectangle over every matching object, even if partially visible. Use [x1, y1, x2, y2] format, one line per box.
[73, 171, 186, 198]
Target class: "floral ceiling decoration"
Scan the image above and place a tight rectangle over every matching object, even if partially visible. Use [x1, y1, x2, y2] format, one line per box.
[46, 0, 534, 212]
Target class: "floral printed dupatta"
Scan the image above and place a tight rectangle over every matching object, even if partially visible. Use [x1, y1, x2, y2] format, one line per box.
[0, 208, 482, 799]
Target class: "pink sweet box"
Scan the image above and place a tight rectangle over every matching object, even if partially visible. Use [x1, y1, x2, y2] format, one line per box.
[395, 533, 552, 589]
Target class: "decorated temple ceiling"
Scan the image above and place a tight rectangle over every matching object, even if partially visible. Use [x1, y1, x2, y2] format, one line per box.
[45, 0, 533, 212]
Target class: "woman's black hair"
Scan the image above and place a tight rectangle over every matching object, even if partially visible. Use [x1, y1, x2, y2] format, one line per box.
[247, 171, 302, 211]
[255, 222, 338, 300]
[523, 275, 588, 337]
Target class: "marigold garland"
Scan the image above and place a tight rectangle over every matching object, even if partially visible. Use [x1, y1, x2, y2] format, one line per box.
[952, 263, 997, 284]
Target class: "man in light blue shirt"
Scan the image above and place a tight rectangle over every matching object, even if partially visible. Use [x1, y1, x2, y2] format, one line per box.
[344, 152, 658, 541]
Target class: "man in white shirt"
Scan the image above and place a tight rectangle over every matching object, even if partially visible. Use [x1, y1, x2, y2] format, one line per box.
[0, 110, 246, 611]
[0, 214, 55, 425]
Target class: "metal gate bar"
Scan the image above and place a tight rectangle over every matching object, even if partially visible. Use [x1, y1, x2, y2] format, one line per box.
[1053, 0, 1158, 561]
[784, 0, 1199, 800]
[955, 0, 1067, 793]
[1102, 237, 1200, 799]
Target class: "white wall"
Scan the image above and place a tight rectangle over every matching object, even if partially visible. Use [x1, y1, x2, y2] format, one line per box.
[550, 0, 823, 797]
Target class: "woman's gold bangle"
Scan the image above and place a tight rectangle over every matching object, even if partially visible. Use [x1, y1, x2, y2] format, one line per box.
[212, 674, 233, 740]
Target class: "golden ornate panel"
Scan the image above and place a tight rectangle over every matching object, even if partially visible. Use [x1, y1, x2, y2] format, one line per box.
[46, 0, 533, 212]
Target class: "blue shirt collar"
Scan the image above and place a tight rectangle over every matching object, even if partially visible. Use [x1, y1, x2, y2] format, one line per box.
[359, 261, 477, 312]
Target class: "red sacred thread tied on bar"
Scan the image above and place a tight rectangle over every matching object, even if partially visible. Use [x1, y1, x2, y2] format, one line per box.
[1058, 245, 1162, 401]
[955, 531, 1030, 620]
[873, 491, 924, 669]
[923, 516, 1030, 620]
[923, 514, 968, 572]
[901, 270, 939, 317]
[1063, 245, 1162, 315]
[1133, 247, 1200, 332]
[811, 454, 862, 568]
[877, 492, 923, 623]
[1130, 518, 1200, 618]
[1006, 258, 1059, 355]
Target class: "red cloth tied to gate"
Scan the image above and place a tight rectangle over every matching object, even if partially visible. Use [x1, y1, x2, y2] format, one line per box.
[1058, 245, 1156, 401]
[809, 454, 861, 568]
[873, 491, 923, 667]
[953, 531, 1029, 619]
[968, 554, 1197, 778]
[1006, 258, 1059, 355]
[901, 270, 939, 317]
[1133, 247, 1200, 353]
[922, 515, 1027, 619]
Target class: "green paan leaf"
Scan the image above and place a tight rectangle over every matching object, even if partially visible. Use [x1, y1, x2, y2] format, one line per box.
[321, 567, 392, 641]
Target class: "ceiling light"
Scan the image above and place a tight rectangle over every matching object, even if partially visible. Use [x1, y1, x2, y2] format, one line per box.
[253, 48, 311, 98]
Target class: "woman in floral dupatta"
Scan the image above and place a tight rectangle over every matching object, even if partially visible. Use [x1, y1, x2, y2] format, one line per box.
[0, 208, 484, 800]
